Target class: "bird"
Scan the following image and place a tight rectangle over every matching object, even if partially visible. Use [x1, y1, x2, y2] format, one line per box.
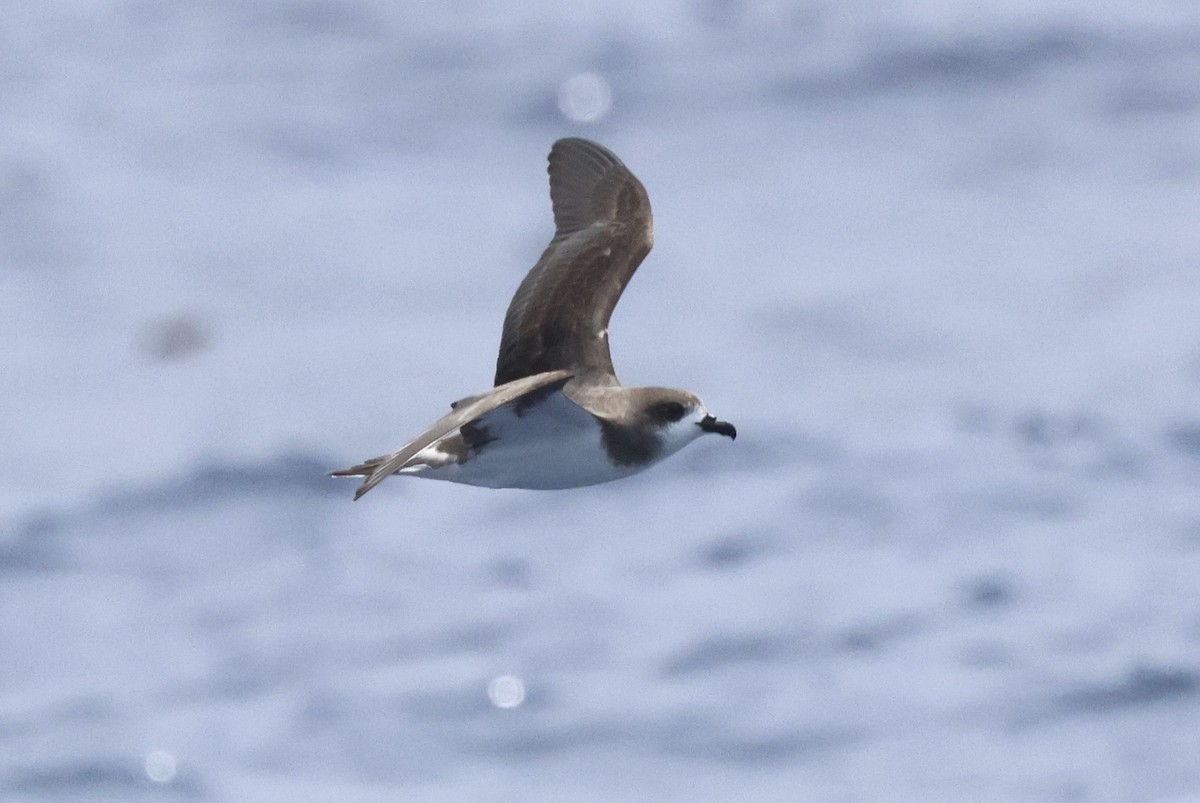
[331, 137, 735, 499]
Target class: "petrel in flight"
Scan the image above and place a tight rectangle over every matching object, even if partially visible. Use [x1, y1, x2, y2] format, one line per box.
[332, 138, 735, 498]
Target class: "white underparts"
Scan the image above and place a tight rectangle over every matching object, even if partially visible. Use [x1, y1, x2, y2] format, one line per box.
[400, 388, 706, 490]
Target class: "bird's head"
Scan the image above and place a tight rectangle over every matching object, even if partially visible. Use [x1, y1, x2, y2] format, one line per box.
[638, 389, 737, 455]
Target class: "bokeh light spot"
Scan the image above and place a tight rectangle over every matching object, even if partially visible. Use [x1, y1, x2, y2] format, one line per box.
[487, 674, 526, 709]
[557, 72, 613, 124]
[144, 750, 177, 783]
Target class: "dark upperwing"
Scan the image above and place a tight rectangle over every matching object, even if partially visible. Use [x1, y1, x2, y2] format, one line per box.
[493, 138, 653, 386]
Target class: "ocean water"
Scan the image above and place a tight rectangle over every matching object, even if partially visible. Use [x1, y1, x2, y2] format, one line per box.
[3, 1, 1200, 800]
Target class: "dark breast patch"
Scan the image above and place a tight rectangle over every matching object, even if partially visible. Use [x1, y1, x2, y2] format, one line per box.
[599, 420, 663, 467]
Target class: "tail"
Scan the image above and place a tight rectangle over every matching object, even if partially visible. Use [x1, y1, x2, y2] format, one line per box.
[329, 455, 392, 500]
[331, 454, 438, 500]
[328, 454, 390, 478]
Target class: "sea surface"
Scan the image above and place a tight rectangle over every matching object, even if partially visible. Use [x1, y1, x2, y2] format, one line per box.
[3, 1, 1200, 800]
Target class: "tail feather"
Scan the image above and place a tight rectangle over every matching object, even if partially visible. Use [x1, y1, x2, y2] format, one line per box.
[330, 453, 435, 499]
[328, 455, 389, 478]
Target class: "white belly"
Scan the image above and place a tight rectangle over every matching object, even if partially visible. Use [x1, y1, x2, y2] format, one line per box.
[403, 390, 645, 490]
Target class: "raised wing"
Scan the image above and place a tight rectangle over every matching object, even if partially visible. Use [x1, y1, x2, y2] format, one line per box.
[494, 138, 653, 386]
[331, 370, 572, 499]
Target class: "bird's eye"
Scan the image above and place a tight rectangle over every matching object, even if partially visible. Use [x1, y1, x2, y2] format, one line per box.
[653, 401, 687, 422]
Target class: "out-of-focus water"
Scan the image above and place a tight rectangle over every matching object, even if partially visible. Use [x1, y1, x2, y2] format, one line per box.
[3, 2, 1200, 800]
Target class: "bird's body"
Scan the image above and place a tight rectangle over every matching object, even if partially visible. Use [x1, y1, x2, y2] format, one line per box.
[332, 138, 735, 499]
